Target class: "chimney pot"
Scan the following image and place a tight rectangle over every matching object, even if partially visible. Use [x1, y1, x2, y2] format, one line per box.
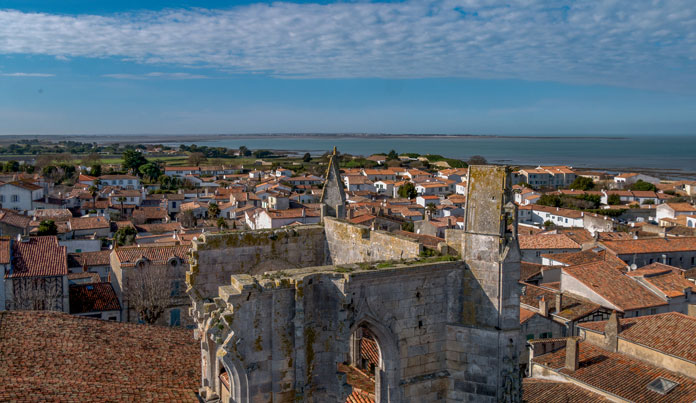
[539, 296, 549, 317]
[604, 311, 620, 352]
[555, 294, 562, 313]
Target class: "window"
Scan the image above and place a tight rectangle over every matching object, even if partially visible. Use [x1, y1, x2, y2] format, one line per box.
[11, 195, 19, 202]
[535, 251, 541, 257]
[539, 332, 552, 339]
[170, 309, 181, 326]
[171, 280, 180, 296]
[0, 195, 3, 202]
[650, 308, 657, 315]
[526, 334, 534, 340]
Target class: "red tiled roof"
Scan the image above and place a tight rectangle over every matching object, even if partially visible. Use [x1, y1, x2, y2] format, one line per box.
[627, 263, 696, 297]
[532, 341, 696, 402]
[520, 307, 537, 324]
[0, 310, 199, 401]
[114, 245, 189, 267]
[522, 378, 611, 402]
[0, 237, 10, 264]
[68, 250, 112, 268]
[579, 312, 696, 363]
[6, 236, 67, 278]
[0, 208, 32, 228]
[69, 216, 110, 231]
[69, 282, 121, 313]
[518, 234, 581, 250]
[563, 261, 667, 311]
[602, 237, 696, 255]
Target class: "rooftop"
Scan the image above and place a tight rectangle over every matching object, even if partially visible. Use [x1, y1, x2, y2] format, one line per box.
[69, 282, 121, 314]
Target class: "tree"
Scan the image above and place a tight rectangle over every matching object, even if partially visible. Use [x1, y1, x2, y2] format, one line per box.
[188, 152, 207, 166]
[88, 185, 99, 207]
[303, 153, 312, 162]
[401, 221, 414, 232]
[90, 164, 102, 177]
[217, 217, 228, 230]
[113, 226, 137, 246]
[468, 155, 488, 165]
[629, 180, 657, 192]
[568, 176, 595, 191]
[81, 152, 102, 167]
[239, 145, 252, 157]
[398, 182, 418, 199]
[5, 160, 19, 172]
[139, 162, 162, 182]
[37, 220, 58, 236]
[181, 209, 197, 228]
[387, 150, 399, 160]
[122, 149, 148, 173]
[426, 203, 437, 217]
[607, 194, 622, 205]
[207, 202, 220, 218]
[126, 263, 175, 325]
[543, 220, 554, 229]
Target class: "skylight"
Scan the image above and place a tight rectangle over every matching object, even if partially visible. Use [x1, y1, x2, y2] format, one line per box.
[646, 377, 678, 395]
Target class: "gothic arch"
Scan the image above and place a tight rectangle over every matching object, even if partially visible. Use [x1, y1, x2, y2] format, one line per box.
[218, 353, 249, 403]
[350, 314, 401, 402]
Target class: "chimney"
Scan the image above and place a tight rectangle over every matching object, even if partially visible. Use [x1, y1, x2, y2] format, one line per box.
[555, 294, 562, 314]
[661, 254, 668, 264]
[539, 296, 549, 317]
[604, 311, 620, 353]
[565, 337, 580, 372]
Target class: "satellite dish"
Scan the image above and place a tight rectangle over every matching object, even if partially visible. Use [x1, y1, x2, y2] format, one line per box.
[630, 264, 637, 271]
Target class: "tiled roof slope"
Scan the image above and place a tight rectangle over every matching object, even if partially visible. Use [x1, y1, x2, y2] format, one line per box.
[115, 245, 189, 267]
[579, 312, 696, 363]
[601, 237, 696, 254]
[522, 379, 611, 402]
[68, 250, 112, 268]
[518, 234, 580, 250]
[532, 342, 696, 402]
[5, 236, 67, 278]
[0, 311, 198, 401]
[0, 236, 10, 264]
[627, 263, 696, 297]
[563, 261, 667, 311]
[69, 283, 121, 314]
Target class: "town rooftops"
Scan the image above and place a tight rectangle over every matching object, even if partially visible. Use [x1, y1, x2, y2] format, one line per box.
[68, 216, 110, 231]
[0, 236, 10, 264]
[663, 202, 696, 212]
[68, 250, 112, 268]
[69, 282, 121, 314]
[522, 378, 611, 402]
[531, 341, 696, 402]
[563, 261, 667, 311]
[0, 310, 199, 401]
[5, 236, 67, 278]
[579, 312, 696, 363]
[4, 180, 42, 191]
[114, 245, 189, 267]
[0, 208, 32, 228]
[518, 234, 581, 250]
[601, 236, 696, 255]
[626, 263, 696, 298]
[99, 174, 139, 180]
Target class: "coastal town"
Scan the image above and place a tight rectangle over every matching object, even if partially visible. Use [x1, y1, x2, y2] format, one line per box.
[0, 141, 695, 402]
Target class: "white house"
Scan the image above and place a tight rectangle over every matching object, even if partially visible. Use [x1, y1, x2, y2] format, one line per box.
[0, 181, 44, 211]
[613, 172, 660, 186]
[164, 166, 201, 177]
[98, 175, 141, 189]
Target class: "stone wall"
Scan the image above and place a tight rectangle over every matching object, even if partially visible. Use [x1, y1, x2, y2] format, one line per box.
[188, 226, 328, 298]
[324, 218, 422, 265]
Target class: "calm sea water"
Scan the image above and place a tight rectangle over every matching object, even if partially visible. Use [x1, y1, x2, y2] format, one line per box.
[172, 135, 696, 177]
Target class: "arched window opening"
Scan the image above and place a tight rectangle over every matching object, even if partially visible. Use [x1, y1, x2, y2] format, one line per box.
[219, 365, 231, 403]
[340, 325, 379, 403]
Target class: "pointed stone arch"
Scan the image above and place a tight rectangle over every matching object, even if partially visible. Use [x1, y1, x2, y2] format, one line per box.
[218, 352, 249, 403]
[349, 313, 401, 402]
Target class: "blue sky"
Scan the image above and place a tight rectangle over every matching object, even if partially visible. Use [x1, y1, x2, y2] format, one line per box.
[1, 0, 695, 136]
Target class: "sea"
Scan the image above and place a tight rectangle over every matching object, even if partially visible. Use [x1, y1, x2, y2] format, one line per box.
[168, 134, 696, 179]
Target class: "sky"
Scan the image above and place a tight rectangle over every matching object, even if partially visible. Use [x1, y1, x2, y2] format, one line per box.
[1, 0, 695, 136]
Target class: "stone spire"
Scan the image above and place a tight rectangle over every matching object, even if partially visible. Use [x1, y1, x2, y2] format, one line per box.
[320, 147, 346, 219]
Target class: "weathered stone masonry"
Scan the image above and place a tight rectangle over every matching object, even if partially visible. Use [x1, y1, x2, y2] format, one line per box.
[187, 164, 521, 402]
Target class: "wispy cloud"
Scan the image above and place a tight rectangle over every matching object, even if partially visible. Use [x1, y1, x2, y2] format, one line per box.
[0, 72, 55, 77]
[102, 72, 209, 79]
[0, 1, 694, 90]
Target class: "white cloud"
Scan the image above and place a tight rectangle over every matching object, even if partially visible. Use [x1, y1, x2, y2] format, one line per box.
[0, 72, 55, 77]
[102, 72, 209, 79]
[0, 1, 694, 90]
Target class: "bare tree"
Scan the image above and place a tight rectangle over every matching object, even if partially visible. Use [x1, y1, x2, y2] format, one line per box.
[126, 264, 175, 324]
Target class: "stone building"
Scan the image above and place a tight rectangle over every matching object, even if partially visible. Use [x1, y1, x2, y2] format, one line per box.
[186, 155, 522, 402]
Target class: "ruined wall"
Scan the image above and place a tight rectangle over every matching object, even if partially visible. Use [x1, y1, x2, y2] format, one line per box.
[188, 226, 328, 299]
[324, 218, 422, 265]
[200, 259, 492, 403]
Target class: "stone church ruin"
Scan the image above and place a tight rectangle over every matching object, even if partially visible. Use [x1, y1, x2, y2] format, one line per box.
[187, 150, 521, 402]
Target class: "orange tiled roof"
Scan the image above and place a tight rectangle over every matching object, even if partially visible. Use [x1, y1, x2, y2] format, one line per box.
[579, 312, 696, 362]
[520, 307, 537, 324]
[563, 261, 667, 311]
[602, 237, 696, 255]
[69, 216, 110, 231]
[522, 378, 611, 403]
[627, 263, 696, 298]
[114, 245, 189, 267]
[0, 237, 10, 264]
[532, 341, 696, 402]
[69, 282, 121, 313]
[68, 250, 112, 268]
[6, 236, 67, 278]
[518, 234, 581, 250]
[0, 310, 199, 401]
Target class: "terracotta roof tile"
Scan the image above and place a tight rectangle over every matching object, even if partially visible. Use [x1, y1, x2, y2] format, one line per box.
[0, 236, 10, 264]
[69, 216, 110, 231]
[579, 312, 696, 362]
[69, 282, 121, 313]
[68, 250, 112, 268]
[114, 245, 189, 267]
[0, 209, 32, 228]
[518, 234, 581, 250]
[602, 237, 696, 255]
[532, 341, 696, 402]
[0, 311, 198, 401]
[5, 236, 67, 278]
[522, 378, 611, 402]
[563, 261, 667, 311]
